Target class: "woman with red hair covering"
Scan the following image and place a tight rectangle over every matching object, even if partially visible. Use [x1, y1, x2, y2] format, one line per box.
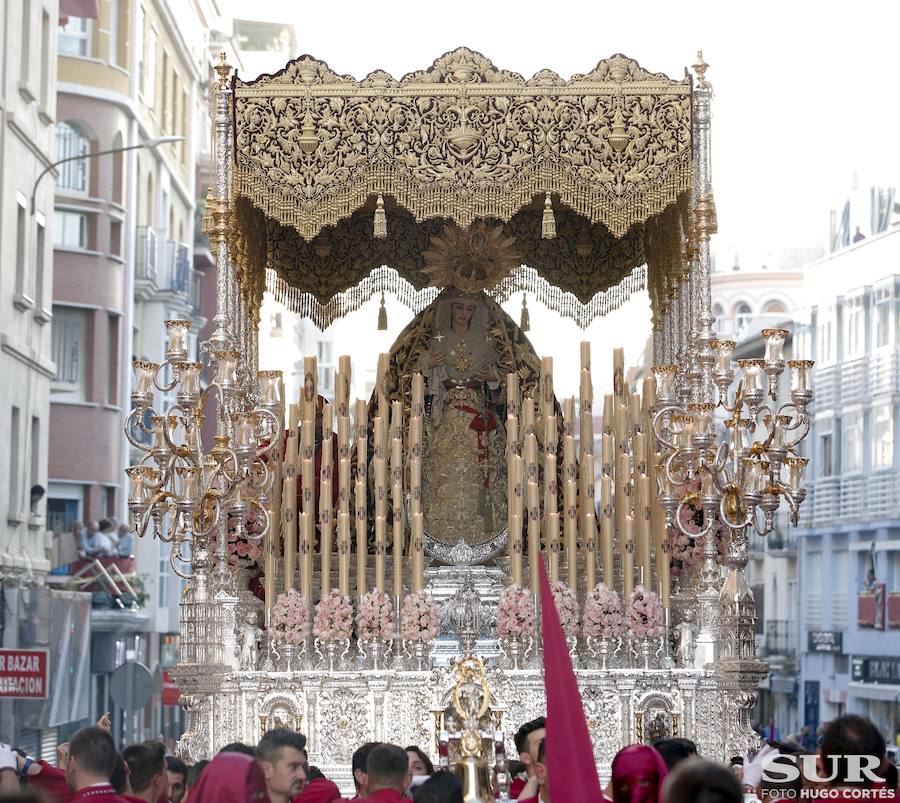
[188, 753, 270, 803]
[610, 745, 668, 803]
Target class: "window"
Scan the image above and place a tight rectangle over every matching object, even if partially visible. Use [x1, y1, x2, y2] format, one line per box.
[30, 416, 41, 507]
[844, 297, 864, 358]
[110, 220, 122, 257]
[317, 340, 335, 396]
[818, 309, 835, 364]
[9, 407, 21, 516]
[712, 303, 725, 334]
[40, 11, 50, 105]
[55, 122, 90, 192]
[764, 300, 786, 315]
[145, 27, 158, 108]
[107, 315, 120, 405]
[136, 6, 145, 96]
[51, 307, 86, 398]
[54, 210, 88, 249]
[842, 411, 862, 474]
[21, 0, 31, 83]
[58, 16, 90, 58]
[735, 302, 753, 336]
[874, 288, 893, 348]
[873, 404, 893, 470]
[34, 217, 46, 308]
[820, 433, 833, 478]
[16, 198, 27, 297]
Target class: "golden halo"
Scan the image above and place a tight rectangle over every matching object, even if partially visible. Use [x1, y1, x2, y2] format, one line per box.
[421, 221, 521, 294]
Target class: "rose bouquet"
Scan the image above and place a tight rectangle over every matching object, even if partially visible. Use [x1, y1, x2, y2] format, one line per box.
[313, 589, 354, 642]
[550, 581, 580, 639]
[271, 590, 310, 645]
[627, 584, 665, 638]
[357, 589, 395, 641]
[582, 582, 625, 639]
[497, 585, 536, 638]
[400, 591, 439, 642]
[225, 508, 263, 570]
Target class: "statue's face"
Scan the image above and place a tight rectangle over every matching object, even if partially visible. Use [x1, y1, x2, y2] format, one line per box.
[451, 301, 477, 329]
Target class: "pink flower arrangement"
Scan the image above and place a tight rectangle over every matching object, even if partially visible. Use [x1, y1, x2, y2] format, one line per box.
[271, 590, 310, 645]
[627, 585, 665, 638]
[582, 583, 625, 639]
[497, 585, 536, 638]
[225, 508, 263, 569]
[400, 591, 439, 642]
[550, 581, 580, 639]
[313, 589, 354, 642]
[357, 590, 395, 641]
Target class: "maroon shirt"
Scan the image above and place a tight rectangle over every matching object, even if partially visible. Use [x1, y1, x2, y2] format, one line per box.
[69, 785, 131, 803]
[358, 790, 407, 803]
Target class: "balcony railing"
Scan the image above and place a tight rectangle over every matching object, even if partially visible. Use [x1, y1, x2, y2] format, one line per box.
[766, 530, 798, 553]
[49, 556, 144, 609]
[165, 240, 191, 295]
[870, 349, 900, 396]
[191, 269, 203, 316]
[761, 620, 797, 657]
[136, 226, 158, 282]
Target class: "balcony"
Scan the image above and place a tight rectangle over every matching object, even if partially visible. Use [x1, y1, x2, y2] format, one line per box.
[761, 620, 797, 658]
[840, 358, 869, 405]
[869, 349, 900, 396]
[48, 556, 145, 610]
[766, 530, 798, 554]
[164, 240, 191, 296]
[812, 363, 840, 412]
[811, 476, 840, 526]
[135, 226, 158, 285]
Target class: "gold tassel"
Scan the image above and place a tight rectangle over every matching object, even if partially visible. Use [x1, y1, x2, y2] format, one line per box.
[377, 292, 388, 330]
[541, 193, 556, 240]
[374, 194, 387, 239]
[520, 295, 530, 332]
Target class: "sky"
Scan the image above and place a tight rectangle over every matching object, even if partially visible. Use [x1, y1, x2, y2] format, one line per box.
[240, 0, 900, 398]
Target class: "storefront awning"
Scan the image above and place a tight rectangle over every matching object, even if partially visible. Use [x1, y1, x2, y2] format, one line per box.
[848, 682, 900, 702]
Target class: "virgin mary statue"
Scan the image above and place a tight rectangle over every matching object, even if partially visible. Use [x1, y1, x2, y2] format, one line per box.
[376, 288, 542, 559]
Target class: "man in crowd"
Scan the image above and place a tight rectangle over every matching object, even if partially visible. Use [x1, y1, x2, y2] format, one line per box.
[360, 744, 410, 803]
[509, 717, 545, 800]
[350, 742, 381, 800]
[64, 726, 131, 801]
[121, 740, 168, 803]
[115, 523, 135, 557]
[165, 755, 187, 803]
[664, 760, 742, 803]
[516, 739, 549, 803]
[652, 737, 697, 771]
[256, 728, 308, 803]
[815, 714, 897, 800]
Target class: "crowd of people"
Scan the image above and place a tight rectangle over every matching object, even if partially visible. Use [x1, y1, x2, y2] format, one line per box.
[0, 712, 896, 802]
[49, 518, 134, 568]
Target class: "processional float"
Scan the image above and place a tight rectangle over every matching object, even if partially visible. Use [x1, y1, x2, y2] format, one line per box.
[124, 48, 813, 791]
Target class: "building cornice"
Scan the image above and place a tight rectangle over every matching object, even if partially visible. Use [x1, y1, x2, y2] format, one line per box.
[1, 332, 56, 378]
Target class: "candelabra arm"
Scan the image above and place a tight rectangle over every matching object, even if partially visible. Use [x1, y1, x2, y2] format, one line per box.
[674, 497, 714, 540]
[153, 359, 180, 394]
[244, 497, 271, 541]
[652, 405, 685, 451]
[170, 536, 195, 580]
[124, 406, 157, 453]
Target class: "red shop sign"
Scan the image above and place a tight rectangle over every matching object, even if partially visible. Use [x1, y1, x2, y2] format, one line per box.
[0, 649, 49, 699]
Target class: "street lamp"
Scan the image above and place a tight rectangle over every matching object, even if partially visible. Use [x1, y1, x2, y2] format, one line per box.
[30, 134, 185, 213]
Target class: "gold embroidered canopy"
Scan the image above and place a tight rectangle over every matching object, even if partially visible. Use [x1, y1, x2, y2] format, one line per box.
[225, 48, 696, 328]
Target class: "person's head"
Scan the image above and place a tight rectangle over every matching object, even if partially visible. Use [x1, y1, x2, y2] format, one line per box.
[412, 770, 464, 803]
[883, 761, 898, 790]
[118, 523, 131, 536]
[87, 520, 99, 533]
[188, 752, 269, 803]
[98, 518, 113, 533]
[651, 738, 696, 771]
[450, 299, 478, 331]
[219, 742, 257, 757]
[256, 729, 308, 802]
[818, 714, 886, 788]
[514, 716, 547, 775]
[406, 745, 434, 778]
[30, 484, 45, 508]
[367, 743, 410, 794]
[66, 726, 118, 790]
[352, 742, 381, 794]
[611, 744, 668, 803]
[121, 740, 167, 802]
[663, 760, 742, 803]
[306, 766, 325, 782]
[166, 755, 188, 803]
[111, 753, 130, 794]
[867, 569, 876, 580]
[187, 759, 210, 791]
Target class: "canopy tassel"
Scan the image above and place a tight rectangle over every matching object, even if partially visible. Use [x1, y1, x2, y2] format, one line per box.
[377, 292, 388, 330]
[541, 193, 556, 240]
[374, 194, 388, 239]
[520, 294, 530, 332]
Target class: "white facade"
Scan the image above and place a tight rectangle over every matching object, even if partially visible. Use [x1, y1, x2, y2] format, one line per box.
[0, 0, 59, 580]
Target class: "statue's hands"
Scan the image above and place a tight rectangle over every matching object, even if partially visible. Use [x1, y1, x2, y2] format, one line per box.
[428, 352, 445, 367]
[474, 366, 498, 382]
